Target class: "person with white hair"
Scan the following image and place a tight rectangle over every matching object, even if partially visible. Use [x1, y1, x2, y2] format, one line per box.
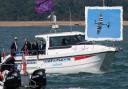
[10, 37, 18, 56]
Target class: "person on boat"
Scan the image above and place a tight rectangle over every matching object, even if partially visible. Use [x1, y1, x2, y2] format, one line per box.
[10, 37, 18, 56]
[48, 12, 57, 25]
[3, 54, 16, 71]
[38, 40, 46, 54]
[0, 51, 1, 63]
[61, 38, 68, 46]
[35, 41, 39, 52]
[31, 41, 39, 55]
[10, 54, 15, 65]
[21, 38, 31, 55]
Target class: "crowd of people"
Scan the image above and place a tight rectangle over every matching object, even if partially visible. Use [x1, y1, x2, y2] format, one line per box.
[10, 37, 46, 56]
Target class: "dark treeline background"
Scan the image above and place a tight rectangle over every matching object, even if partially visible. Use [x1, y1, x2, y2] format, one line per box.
[0, 0, 128, 21]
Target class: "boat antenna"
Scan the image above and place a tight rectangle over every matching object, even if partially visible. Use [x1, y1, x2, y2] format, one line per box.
[103, 0, 105, 6]
[68, 7, 72, 32]
[64, 1, 72, 32]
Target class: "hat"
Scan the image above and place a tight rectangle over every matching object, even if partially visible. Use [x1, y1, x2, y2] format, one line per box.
[14, 37, 18, 40]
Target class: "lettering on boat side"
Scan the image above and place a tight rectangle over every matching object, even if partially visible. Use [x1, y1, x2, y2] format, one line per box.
[43, 57, 71, 63]
[27, 56, 37, 59]
[52, 63, 62, 66]
[26, 61, 36, 64]
[15, 61, 36, 64]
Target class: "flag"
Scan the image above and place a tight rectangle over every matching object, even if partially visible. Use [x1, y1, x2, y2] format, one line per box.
[35, 0, 54, 14]
[2, 48, 6, 59]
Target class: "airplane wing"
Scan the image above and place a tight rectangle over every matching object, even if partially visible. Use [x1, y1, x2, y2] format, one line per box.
[102, 22, 110, 29]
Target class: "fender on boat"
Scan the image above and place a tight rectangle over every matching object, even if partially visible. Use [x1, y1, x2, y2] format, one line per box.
[29, 69, 46, 89]
[4, 70, 21, 89]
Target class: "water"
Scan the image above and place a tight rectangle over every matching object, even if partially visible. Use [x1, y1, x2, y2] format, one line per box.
[0, 26, 128, 89]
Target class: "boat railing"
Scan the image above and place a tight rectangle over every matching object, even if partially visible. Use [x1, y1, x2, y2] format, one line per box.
[0, 50, 45, 63]
[0, 49, 45, 56]
[10, 50, 45, 56]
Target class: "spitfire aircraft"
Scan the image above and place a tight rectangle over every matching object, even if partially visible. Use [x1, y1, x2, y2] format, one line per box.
[95, 14, 110, 35]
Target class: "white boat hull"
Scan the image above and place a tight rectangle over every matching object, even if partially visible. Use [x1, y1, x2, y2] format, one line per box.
[24, 52, 115, 74]
[2, 44, 117, 75]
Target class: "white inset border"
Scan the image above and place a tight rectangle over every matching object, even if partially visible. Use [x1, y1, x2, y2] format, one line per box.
[85, 6, 123, 41]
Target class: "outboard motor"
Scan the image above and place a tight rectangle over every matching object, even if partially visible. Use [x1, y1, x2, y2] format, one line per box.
[4, 70, 21, 89]
[30, 69, 46, 89]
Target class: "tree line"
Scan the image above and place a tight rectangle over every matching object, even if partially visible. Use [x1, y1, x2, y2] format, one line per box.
[0, 0, 128, 21]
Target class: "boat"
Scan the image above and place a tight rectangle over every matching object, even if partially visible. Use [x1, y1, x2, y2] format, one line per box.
[0, 0, 122, 75]
[1, 31, 118, 74]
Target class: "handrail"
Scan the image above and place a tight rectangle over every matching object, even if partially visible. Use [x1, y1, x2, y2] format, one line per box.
[0, 50, 45, 57]
[14, 50, 45, 53]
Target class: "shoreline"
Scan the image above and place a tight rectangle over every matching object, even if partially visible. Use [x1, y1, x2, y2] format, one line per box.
[0, 21, 127, 27]
[0, 21, 85, 27]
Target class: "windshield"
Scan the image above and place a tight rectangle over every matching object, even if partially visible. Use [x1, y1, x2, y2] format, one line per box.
[49, 35, 85, 48]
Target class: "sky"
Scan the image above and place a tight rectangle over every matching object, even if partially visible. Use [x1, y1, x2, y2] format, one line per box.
[85, 7, 123, 41]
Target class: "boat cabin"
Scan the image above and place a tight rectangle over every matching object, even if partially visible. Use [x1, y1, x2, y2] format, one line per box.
[35, 31, 85, 55]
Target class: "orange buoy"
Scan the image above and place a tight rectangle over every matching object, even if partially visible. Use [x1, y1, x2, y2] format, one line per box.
[21, 54, 27, 75]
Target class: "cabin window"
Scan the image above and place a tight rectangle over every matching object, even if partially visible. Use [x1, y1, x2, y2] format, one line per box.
[50, 36, 70, 47]
[49, 35, 84, 48]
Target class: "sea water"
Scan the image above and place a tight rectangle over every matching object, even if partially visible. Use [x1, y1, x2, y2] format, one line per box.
[0, 26, 128, 89]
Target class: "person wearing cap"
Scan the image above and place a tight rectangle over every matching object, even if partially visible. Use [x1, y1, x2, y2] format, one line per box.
[10, 37, 18, 56]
